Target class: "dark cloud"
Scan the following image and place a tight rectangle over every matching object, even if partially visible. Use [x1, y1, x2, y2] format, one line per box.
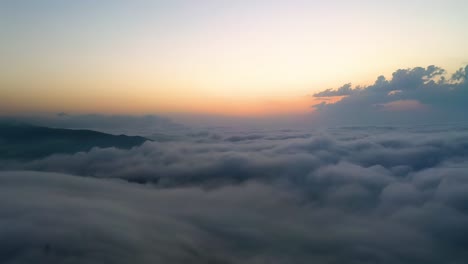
[2, 122, 468, 263]
[313, 65, 468, 125]
[4, 125, 468, 187]
[313, 83, 358, 97]
[2, 143, 468, 264]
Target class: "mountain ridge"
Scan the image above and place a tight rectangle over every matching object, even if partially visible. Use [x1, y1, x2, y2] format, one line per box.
[0, 122, 149, 160]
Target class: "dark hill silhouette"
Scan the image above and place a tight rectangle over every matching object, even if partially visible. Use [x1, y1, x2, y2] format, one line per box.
[0, 123, 149, 160]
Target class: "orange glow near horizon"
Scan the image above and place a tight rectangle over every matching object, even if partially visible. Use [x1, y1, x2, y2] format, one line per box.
[1, 81, 344, 116]
[1, 1, 467, 116]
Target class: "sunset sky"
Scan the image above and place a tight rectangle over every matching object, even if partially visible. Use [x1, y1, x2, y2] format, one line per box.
[1, 0, 468, 116]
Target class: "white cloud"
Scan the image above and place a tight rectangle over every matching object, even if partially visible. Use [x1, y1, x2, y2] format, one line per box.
[2, 125, 468, 263]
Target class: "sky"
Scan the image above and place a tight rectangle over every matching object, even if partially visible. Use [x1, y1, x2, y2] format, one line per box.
[1, 0, 468, 116]
[3, 2, 468, 261]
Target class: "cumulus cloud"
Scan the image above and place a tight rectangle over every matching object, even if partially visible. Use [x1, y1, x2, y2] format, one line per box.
[4, 125, 468, 187]
[2, 122, 468, 262]
[2, 139, 468, 264]
[313, 65, 468, 125]
[313, 83, 358, 97]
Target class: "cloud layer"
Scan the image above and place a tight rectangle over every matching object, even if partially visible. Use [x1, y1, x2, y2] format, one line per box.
[2, 125, 468, 263]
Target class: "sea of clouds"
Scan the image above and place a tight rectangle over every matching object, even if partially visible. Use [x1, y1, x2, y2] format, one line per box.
[2, 124, 468, 263]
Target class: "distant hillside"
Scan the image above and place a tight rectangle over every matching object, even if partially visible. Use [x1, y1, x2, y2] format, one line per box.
[0, 123, 149, 160]
[0, 114, 185, 136]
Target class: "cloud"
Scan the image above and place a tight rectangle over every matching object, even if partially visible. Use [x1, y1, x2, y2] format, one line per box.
[2, 123, 468, 263]
[2, 145, 468, 264]
[313, 83, 358, 97]
[4, 125, 468, 187]
[313, 65, 468, 125]
[376, 100, 428, 112]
